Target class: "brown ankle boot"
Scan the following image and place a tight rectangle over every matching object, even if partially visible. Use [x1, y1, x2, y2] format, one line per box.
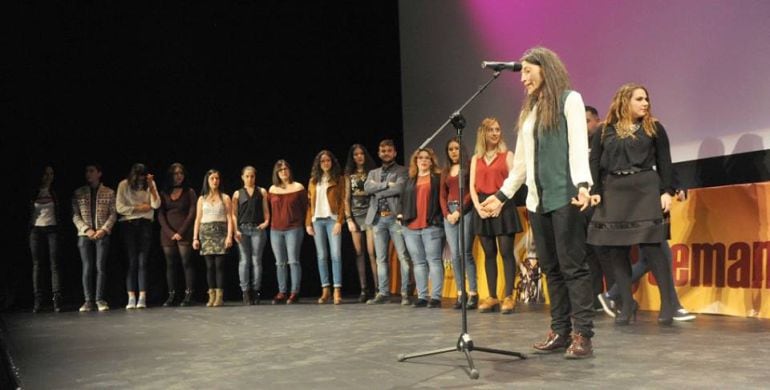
[213, 289, 224, 307]
[333, 287, 342, 305]
[501, 295, 516, 314]
[206, 289, 216, 307]
[318, 287, 331, 304]
[478, 297, 500, 313]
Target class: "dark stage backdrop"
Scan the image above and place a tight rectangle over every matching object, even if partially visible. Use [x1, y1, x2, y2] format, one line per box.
[3, 2, 403, 309]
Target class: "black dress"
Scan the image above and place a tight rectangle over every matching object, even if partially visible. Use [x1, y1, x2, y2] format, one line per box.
[586, 122, 673, 246]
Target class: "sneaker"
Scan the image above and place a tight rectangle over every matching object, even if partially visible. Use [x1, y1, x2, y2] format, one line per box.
[673, 308, 696, 321]
[366, 293, 389, 305]
[136, 295, 146, 309]
[427, 299, 442, 308]
[79, 301, 95, 312]
[126, 296, 137, 310]
[96, 300, 110, 312]
[401, 296, 412, 306]
[597, 293, 616, 318]
[412, 298, 428, 308]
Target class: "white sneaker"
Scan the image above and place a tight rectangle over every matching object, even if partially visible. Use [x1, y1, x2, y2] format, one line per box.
[79, 301, 94, 312]
[126, 296, 137, 309]
[96, 300, 110, 312]
[597, 293, 616, 318]
[673, 308, 696, 321]
[136, 295, 146, 309]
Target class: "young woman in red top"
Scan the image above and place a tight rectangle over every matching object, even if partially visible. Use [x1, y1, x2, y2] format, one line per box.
[440, 137, 479, 309]
[400, 148, 445, 308]
[469, 118, 522, 313]
[268, 160, 308, 305]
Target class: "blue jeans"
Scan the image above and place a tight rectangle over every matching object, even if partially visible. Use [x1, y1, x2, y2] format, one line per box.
[312, 218, 343, 288]
[403, 225, 445, 300]
[121, 219, 152, 292]
[270, 227, 303, 293]
[444, 208, 478, 294]
[29, 226, 60, 296]
[78, 235, 111, 302]
[372, 215, 411, 295]
[238, 225, 267, 291]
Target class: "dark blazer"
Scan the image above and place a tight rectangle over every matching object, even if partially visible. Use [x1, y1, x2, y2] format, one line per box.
[400, 173, 442, 228]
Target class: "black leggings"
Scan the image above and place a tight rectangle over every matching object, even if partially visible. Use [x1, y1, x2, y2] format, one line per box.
[604, 243, 675, 317]
[478, 234, 516, 298]
[163, 244, 194, 291]
[205, 255, 226, 289]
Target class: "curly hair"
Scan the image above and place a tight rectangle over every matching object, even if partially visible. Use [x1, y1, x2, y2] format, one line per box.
[309, 150, 342, 184]
[407, 148, 442, 179]
[603, 83, 657, 139]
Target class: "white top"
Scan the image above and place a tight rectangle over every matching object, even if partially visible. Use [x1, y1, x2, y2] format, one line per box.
[116, 179, 160, 221]
[33, 201, 56, 227]
[312, 177, 335, 222]
[201, 198, 228, 223]
[498, 91, 593, 212]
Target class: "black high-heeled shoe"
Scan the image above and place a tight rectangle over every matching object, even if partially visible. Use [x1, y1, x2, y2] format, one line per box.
[614, 300, 638, 326]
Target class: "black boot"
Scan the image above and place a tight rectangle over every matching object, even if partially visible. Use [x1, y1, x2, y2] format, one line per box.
[163, 291, 177, 307]
[251, 290, 260, 305]
[32, 295, 42, 313]
[52, 293, 62, 313]
[242, 290, 251, 305]
[358, 287, 368, 303]
[180, 290, 193, 307]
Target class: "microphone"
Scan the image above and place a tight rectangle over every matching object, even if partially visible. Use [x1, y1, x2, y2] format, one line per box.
[481, 61, 522, 72]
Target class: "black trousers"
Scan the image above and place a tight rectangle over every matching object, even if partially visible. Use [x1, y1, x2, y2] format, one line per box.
[529, 204, 594, 338]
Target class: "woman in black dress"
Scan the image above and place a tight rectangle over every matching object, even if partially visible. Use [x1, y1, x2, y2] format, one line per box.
[587, 83, 676, 325]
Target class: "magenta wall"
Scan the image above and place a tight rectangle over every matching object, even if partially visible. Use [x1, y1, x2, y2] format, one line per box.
[399, 0, 770, 163]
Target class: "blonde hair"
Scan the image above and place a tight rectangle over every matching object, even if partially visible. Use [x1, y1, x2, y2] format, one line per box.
[407, 148, 442, 179]
[473, 117, 507, 157]
[604, 83, 657, 139]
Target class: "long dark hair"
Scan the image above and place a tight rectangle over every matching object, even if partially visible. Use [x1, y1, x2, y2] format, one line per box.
[344, 143, 376, 175]
[163, 162, 189, 193]
[309, 150, 342, 184]
[30, 163, 56, 201]
[517, 46, 571, 133]
[443, 136, 470, 176]
[200, 169, 223, 202]
[127, 163, 148, 191]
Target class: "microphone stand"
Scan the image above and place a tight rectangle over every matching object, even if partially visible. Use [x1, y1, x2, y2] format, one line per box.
[397, 71, 525, 380]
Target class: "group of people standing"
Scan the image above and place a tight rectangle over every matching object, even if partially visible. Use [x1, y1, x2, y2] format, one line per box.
[27, 45, 691, 361]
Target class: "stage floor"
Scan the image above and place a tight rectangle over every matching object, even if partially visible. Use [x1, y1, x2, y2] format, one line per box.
[3, 297, 769, 389]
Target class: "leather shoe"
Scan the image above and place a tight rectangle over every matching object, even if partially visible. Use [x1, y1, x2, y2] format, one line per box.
[532, 331, 571, 353]
[564, 332, 593, 359]
[412, 299, 428, 308]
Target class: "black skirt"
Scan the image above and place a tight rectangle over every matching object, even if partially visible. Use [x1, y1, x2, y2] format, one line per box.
[587, 170, 667, 246]
[473, 193, 523, 236]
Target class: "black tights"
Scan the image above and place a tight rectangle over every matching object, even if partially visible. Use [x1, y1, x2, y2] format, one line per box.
[479, 234, 516, 298]
[604, 243, 675, 319]
[205, 255, 226, 289]
[163, 244, 194, 291]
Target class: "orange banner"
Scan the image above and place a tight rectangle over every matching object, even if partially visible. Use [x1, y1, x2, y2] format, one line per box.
[634, 181, 770, 318]
[387, 182, 768, 318]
